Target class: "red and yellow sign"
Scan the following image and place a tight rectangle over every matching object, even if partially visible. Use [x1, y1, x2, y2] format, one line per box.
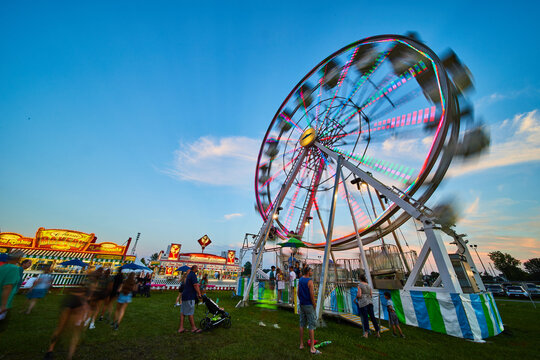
[125, 255, 136, 262]
[35, 228, 94, 251]
[226, 250, 236, 264]
[168, 243, 181, 260]
[197, 235, 212, 252]
[0, 233, 34, 248]
[94, 254, 123, 260]
[86, 242, 126, 255]
[165, 266, 174, 275]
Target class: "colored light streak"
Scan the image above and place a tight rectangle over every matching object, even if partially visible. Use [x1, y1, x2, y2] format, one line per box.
[283, 165, 309, 230]
[261, 151, 302, 188]
[279, 112, 304, 133]
[329, 146, 414, 184]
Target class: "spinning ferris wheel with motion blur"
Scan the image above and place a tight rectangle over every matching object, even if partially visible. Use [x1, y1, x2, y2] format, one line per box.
[240, 34, 490, 316]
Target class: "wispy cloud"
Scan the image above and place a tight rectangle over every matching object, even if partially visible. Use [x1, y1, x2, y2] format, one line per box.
[448, 109, 540, 177]
[475, 88, 540, 108]
[224, 213, 244, 220]
[465, 196, 480, 215]
[165, 136, 260, 187]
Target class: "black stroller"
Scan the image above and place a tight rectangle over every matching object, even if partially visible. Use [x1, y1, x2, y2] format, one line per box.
[199, 295, 231, 331]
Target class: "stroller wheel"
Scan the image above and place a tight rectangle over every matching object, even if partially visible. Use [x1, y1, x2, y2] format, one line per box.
[222, 317, 232, 329]
[200, 318, 211, 331]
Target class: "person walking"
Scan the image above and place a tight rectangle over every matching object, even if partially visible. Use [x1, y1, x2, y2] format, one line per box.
[0, 250, 28, 332]
[297, 266, 320, 355]
[88, 268, 110, 329]
[44, 286, 88, 360]
[23, 266, 53, 314]
[354, 274, 380, 338]
[104, 269, 123, 322]
[177, 265, 202, 333]
[112, 272, 138, 330]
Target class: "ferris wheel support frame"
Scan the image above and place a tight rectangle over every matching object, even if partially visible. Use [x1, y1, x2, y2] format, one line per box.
[315, 141, 467, 294]
[237, 149, 308, 307]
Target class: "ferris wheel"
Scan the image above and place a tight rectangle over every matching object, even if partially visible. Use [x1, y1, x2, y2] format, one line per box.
[255, 34, 470, 250]
[241, 34, 487, 311]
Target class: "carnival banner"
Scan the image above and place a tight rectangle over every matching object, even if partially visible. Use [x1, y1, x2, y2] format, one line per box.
[0, 233, 33, 248]
[35, 228, 94, 251]
[168, 243, 181, 260]
[197, 235, 212, 252]
[226, 250, 236, 264]
[86, 242, 126, 255]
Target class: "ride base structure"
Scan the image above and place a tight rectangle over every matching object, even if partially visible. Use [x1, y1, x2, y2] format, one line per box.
[236, 35, 503, 341]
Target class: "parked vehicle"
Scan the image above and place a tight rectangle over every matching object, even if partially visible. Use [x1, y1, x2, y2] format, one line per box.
[506, 285, 529, 298]
[524, 283, 540, 297]
[485, 284, 506, 296]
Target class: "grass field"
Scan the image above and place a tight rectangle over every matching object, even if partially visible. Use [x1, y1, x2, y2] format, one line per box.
[1, 291, 538, 359]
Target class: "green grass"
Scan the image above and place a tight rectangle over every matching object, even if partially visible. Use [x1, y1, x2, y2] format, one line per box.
[1, 290, 539, 359]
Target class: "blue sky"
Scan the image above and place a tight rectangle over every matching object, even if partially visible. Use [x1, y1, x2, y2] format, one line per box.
[1, 1, 539, 267]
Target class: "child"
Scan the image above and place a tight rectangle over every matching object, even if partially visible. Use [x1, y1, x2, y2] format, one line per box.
[384, 292, 405, 338]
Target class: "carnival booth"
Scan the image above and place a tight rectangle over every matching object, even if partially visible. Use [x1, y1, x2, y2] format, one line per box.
[152, 241, 241, 290]
[0, 228, 135, 287]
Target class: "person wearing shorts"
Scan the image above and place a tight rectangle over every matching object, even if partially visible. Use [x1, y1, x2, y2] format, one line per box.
[384, 292, 405, 338]
[178, 265, 202, 333]
[112, 273, 137, 330]
[297, 266, 320, 355]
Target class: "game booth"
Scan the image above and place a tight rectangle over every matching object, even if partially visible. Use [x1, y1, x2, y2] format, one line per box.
[0, 228, 136, 287]
[151, 241, 241, 290]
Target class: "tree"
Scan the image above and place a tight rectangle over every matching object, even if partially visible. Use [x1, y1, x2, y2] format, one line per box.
[140, 258, 147, 266]
[149, 252, 160, 261]
[524, 258, 540, 281]
[242, 261, 252, 276]
[488, 251, 527, 281]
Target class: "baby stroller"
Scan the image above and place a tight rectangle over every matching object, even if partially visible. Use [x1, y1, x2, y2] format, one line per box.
[199, 295, 231, 331]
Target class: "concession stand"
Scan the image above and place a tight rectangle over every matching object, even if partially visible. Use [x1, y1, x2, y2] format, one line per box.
[0, 228, 136, 287]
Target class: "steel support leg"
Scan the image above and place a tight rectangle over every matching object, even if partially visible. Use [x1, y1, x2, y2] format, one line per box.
[315, 156, 342, 323]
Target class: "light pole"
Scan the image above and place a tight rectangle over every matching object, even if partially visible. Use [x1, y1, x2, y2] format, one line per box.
[469, 244, 488, 275]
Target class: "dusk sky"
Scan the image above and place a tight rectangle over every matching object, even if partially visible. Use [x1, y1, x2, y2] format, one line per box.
[1, 1, 538, 269]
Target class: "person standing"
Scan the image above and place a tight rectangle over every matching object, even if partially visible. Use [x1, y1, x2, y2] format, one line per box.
[288, 266, 297, 303]
[354, 274, 380, 338]
[384, 292, 405, 338]
[276, 268, 285, 303]
[177, 265, 202, 333]
[0, 250, 27, 332]
[298, 266, 320, 355]
[23, 266, 53, 314]
[268, 266, 276, 291]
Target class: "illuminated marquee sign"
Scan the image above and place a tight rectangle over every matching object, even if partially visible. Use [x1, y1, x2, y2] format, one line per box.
[86, 242, 126, 255]
[125, 255, 136, 262]
[0, 233, 34, 248]
[168, 243, 181, 260]
[197, 235, 212, 252]
[35, 228, 94, 251]
[165, 266, 174, 275]
[94, 254, 123, 260]
[226, 250, 236, 264]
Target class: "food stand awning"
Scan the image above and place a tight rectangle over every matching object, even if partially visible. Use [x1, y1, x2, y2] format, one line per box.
[22, 249, 94, 260]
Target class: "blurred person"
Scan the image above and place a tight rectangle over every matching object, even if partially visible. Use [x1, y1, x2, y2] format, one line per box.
[88, 268, 110, 329]
[104, 269, 123, 322]
[177, 265, 202, 333]
[297, 266, 320, 354]
[143, 273, 152, 297]
[354, 274, 380, 339]
[112, 272, 138, 330]
[23, 266, 53, 314]
[0, 250, 27, 332]
[83, 267, 102, 327]
[44, 286, 88, 360]
[175, 271, 189, 307]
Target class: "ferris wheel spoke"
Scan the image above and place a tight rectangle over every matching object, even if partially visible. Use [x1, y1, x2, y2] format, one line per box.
[260, 150, 303, 188]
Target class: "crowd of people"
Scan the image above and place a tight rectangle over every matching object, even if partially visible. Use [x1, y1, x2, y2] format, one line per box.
[1, 249, 405, 358]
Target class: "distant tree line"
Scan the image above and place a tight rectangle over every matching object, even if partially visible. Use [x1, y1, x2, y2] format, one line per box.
[488, 251, 540, 281]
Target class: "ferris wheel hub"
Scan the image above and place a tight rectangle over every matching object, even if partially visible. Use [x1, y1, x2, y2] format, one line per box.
[299, 127, 317, 147]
